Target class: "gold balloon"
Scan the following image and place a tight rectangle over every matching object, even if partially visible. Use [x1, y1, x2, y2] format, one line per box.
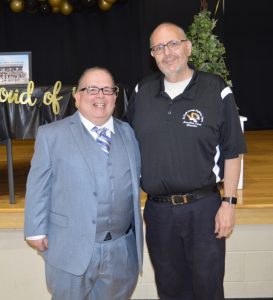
[60, 1, 73, 15]
[49, 0, 62, 7]
[105, 0, 117, 3]
[52, 6, 60, 13]
[10, 0, 24, 12]
[98, 0, 112, 11]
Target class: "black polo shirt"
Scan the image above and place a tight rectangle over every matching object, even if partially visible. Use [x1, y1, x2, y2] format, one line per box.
[127, 71, 247, 195]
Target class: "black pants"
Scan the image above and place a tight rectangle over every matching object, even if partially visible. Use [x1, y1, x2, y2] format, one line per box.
[144, 192, 225, 300]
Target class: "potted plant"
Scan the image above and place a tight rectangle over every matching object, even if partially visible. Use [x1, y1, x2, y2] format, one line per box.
[186, 9, 231, 86]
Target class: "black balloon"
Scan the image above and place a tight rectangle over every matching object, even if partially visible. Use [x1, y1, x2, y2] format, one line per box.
[25, 0, 39, 13]
[69, 0, 79, 5]
[81, 0, 97, 9]
[73, 2, 84, 12]
[39, 1, 51, 14]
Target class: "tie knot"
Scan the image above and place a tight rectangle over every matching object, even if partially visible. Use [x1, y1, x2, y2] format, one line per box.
[92, 126, 108, 135]
[92, 126, 111, 155]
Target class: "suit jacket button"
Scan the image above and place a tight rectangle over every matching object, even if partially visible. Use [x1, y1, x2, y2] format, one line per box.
[93, 192, 97, 196]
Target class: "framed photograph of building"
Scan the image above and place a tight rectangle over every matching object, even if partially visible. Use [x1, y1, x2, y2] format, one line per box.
[0, 51, 32, 86]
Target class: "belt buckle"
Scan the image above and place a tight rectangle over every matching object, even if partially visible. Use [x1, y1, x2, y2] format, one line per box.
[171, 194, 189, 205]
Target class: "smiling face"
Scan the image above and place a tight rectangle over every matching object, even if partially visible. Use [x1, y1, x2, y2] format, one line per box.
[150, 23, 192, 82]
[75, 68, 116, 125]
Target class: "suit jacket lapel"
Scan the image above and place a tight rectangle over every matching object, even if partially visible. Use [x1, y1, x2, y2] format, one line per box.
[69, 112, 96, 179]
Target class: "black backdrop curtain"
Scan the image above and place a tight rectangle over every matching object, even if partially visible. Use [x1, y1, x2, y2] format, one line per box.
[223, 1, 273, 130]
[0, 0, 273, 129]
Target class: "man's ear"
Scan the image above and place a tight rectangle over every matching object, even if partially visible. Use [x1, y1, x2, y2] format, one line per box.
[74, 92, 79, 108]
[186, 40, 192, 57]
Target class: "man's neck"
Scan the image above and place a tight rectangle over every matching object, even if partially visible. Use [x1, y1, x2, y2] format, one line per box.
[165, 67, 194, 83]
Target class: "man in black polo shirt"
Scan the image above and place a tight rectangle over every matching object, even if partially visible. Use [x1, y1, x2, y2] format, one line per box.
[126, 22, 246, 300]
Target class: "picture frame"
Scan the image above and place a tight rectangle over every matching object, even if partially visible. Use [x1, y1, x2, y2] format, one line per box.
[0, 51, 32, 86]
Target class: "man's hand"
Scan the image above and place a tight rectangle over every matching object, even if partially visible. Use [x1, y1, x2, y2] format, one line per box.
[26, 237, 48, 252]
[215, 202, 235, 239]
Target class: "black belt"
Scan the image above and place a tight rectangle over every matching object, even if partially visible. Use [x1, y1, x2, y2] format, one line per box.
[147, 184, 219, 205]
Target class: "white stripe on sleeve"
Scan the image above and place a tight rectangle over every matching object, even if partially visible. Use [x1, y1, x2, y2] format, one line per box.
[221, 86, 232, 100]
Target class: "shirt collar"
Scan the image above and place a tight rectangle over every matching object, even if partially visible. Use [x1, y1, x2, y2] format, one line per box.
[78, 112, 115, 134]
[158, 70, 198, 101]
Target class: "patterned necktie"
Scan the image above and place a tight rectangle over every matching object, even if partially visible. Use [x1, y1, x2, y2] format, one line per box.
[92, 127, 111, 155]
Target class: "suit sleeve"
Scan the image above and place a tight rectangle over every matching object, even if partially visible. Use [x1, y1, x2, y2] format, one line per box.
[24, 127, 52, 237]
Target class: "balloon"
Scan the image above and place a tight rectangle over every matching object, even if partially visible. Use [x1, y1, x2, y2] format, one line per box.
[52, 5, 59, 12]
[25, 0, 39, 13]
[68, 0, 78, 5]
[81, 0, 97, 9]
[39, 1, 51, 14]
[10, 0, 24, 12]
[49, 0, 62, 7]
[98, 0, 112, 11]
[60, 1, 73, 14]
[72, 0, 83, 12]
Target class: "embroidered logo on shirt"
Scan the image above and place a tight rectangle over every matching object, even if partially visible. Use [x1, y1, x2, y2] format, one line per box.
[182, 109, 204, 127]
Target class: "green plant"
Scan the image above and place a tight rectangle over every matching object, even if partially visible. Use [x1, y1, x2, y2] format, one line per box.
[186, 10, 231, 86]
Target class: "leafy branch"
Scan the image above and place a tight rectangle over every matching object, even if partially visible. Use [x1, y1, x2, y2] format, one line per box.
[186, 8, 231, 85]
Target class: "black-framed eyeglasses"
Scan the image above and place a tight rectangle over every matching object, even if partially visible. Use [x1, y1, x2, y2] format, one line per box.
[151, 39, 187, 56]
[78, 86, 119, 95]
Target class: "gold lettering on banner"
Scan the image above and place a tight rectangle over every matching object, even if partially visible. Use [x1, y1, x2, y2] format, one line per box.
[43, 81, 63, 115]
[0, 88, 13, 103]
[0, 81, 76, 115]
[0, 81, 37, 106]
[19, 81, 37, 106]
[12, 90, 20, 104]
[0, 88, 20, 104]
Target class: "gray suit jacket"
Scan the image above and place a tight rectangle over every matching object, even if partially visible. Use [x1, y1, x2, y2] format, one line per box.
[24, 112, 143, 276]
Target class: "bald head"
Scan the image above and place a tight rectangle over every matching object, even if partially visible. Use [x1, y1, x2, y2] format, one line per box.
[150, 23, 187, 48]
[77, 67, 115, 91]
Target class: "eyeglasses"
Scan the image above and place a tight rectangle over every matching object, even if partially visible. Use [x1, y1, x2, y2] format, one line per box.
[150, 39, 187, 56]
[78, 86, 119, 95]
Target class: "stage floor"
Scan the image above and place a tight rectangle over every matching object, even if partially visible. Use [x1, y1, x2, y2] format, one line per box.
[1, 130, 273, 227]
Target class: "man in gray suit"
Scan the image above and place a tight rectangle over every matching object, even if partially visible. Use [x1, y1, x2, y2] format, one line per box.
[24, 67, 143, 300]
